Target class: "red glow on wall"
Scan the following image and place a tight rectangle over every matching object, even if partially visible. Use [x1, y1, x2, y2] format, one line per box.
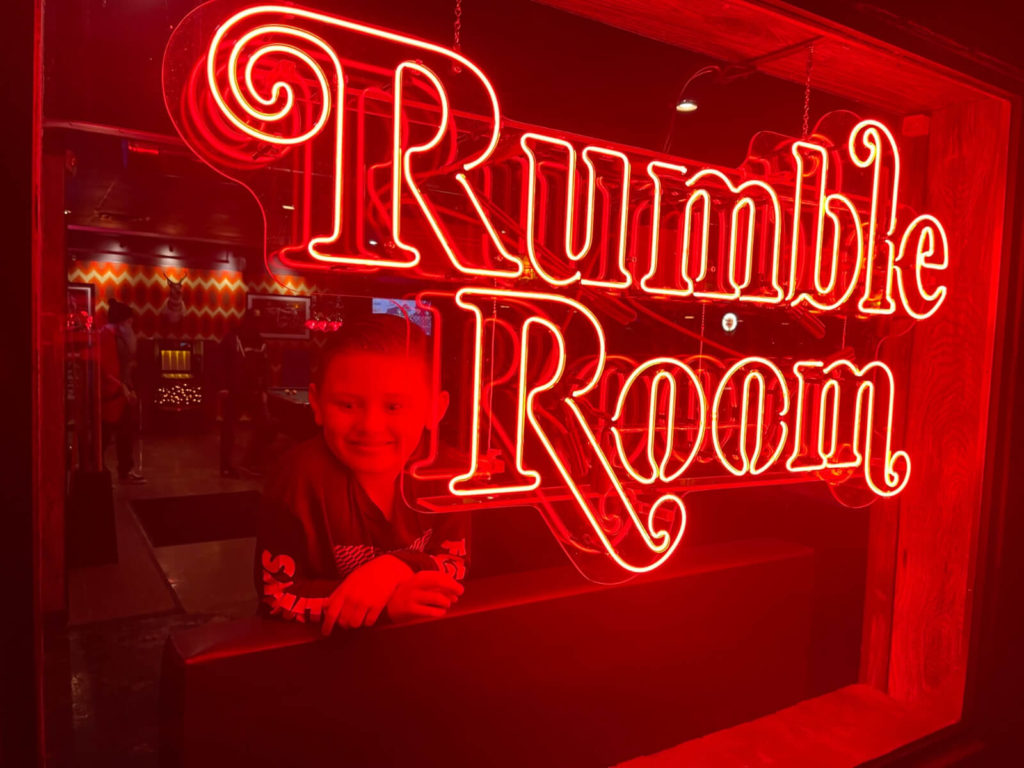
[68, 260, 310, 339]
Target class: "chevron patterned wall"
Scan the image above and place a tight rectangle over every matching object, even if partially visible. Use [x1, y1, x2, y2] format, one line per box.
[68, 260, 313, 340]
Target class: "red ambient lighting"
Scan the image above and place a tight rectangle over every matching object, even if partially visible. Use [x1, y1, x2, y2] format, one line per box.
[304, 319, 342, 331]
[163, 3, 951, 580]
[127, 141, 161, 156]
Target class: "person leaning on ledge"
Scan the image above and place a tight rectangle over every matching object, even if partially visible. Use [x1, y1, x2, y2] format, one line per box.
[255, 314, 468, 633]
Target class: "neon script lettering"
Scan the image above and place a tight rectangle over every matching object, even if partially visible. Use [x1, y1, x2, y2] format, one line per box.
[444, 290, 908, 575]
[164, 3, 949, 320]
[164, 3, 948, 580]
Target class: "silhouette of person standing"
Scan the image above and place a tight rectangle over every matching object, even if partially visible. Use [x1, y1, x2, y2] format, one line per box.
[220, 311, 273, 477]
[99, 299, 145, 484]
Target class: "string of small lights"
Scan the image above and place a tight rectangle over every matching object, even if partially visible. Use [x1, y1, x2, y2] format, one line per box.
[156, 382, 202, 410]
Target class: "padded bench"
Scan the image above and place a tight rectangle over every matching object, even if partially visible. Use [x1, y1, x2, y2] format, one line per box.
[161, 539, 813, 767]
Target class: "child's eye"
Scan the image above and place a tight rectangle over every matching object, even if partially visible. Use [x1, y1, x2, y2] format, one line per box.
[336, 400, 355, 410]
[386, 402, 404, 412]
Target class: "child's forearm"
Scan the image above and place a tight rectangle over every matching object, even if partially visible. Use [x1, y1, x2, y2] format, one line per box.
[259, 547, 342, 623]
[387, 549, 438, 573]
[430, 537, 469, 581]
[261, 577, 341, 623]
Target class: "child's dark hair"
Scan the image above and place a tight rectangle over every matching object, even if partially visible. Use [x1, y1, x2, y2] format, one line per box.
[312, 313, 430, 389]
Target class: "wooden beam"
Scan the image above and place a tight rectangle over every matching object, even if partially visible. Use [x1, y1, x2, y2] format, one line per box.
[39, 150, 67, 616]
[887, 97, 1011, 715]
[536, 0, 1003, 114]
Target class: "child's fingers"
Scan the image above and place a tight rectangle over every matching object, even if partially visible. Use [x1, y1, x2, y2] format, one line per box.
[364, 601, 387, 627]
[321, 594, 346, 636]
[340, 599, 370, 629]
[408, 604, 446, 618]
[413, 589, 454, 610]
[412, 571, 465, 597]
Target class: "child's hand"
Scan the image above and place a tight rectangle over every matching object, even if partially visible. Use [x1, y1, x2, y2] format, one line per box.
[321, 555, 413, 634]
[385, 571, 464, 624]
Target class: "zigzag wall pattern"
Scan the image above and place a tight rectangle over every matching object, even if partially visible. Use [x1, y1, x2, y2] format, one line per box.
[68, 260, 313, 340]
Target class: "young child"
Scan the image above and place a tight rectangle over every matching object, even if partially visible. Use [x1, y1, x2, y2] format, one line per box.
[255, 314, 468, 634]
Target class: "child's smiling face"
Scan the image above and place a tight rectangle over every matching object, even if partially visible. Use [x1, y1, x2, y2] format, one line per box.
[310, 351, 444, 481]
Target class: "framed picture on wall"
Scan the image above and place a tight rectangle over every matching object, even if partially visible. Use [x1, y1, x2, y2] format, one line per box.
[246, 293, 310, 339]
[66, 282, 95, 331]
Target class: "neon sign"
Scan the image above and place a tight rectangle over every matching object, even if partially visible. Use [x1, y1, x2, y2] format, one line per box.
[163, 2, 950, 582]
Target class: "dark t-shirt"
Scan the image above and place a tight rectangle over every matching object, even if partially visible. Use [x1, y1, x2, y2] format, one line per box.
[255, 436, 470, 623]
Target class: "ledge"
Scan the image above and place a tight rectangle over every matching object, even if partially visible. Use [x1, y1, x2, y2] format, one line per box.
[618, 684, 954, 767]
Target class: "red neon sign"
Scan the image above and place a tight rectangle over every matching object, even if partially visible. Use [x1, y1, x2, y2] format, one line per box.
[163, 2, 950, 581]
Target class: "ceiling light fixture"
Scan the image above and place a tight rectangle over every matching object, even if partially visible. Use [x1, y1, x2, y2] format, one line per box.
[664, 37, 821, 153]
[671, 65, 723, 117]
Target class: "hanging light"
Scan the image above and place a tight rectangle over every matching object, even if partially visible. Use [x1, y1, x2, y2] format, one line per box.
[664, 65, 724, 152]
[672, 65, 721, 116]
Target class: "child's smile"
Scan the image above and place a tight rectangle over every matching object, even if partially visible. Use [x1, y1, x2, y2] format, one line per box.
[311, 351, 439, 481]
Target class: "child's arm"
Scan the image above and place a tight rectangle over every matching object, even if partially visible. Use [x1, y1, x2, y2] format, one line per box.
[319, 554, 413, 634]
[426, 510, 470, 581]
[385, 570, 464, 623]
[255, 498, 339, 624]
[319, 512, 471, 633]
[390, 510, 470, 581]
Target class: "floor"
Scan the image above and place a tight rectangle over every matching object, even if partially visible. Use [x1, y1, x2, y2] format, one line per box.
[46, 426, 279, 767]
